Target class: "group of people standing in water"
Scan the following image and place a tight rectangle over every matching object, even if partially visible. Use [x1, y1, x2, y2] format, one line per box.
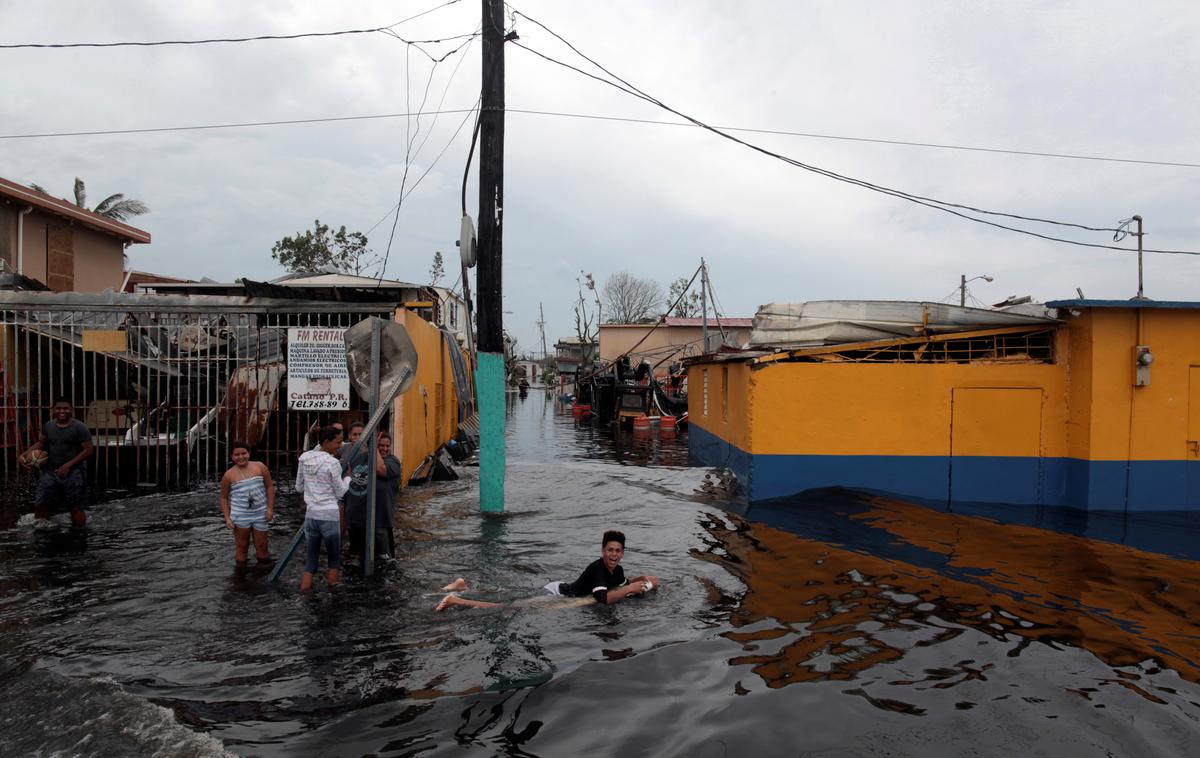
[218, 419, 402, 590]
[21, 403, 661, 607]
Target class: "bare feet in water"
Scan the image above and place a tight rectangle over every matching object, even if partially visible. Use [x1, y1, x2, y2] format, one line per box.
[441, 577, 468, 592]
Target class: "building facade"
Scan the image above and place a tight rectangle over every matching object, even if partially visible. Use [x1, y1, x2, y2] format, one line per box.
[0, 177, 150, 292]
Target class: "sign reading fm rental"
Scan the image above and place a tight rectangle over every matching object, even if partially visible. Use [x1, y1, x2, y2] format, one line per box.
[287, 327, 350, 410]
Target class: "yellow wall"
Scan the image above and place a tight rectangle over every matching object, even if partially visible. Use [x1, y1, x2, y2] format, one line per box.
[746, 362, 1068, 457]
[1075, 308, 1200, 462]
[688, 361, 753, 452]
[689, 305, 1200, 464]
[393, 308, 463, 486]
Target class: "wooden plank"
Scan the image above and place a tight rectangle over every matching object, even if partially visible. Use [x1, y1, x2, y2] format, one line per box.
[82, 329, 128, 352]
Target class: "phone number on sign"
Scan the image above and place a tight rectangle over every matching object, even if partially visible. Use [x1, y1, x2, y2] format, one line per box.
[290, 399, 348, 409]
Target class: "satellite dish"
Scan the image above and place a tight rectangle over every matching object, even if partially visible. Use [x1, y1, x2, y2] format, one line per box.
[459, 214, 477, 268]
[343, 318, 419, 400]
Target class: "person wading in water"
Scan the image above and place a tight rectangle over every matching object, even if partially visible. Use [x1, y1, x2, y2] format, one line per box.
[218, 442, 276, 565]
[19, 398, 94, 527]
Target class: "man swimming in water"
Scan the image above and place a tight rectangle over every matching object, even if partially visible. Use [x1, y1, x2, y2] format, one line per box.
[436, 530, 661, 611]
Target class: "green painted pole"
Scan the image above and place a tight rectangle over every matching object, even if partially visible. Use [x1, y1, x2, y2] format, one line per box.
[476, 0, 506, 512]
[476, 352, 506, 512]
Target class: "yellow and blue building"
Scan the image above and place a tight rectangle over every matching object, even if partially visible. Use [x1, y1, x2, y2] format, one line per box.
[688, 299, 1200, 514]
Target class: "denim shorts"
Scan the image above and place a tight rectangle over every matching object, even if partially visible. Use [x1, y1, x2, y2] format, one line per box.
[304, 518, 342, 573]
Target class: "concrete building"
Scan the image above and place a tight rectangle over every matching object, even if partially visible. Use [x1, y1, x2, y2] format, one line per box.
[0, 177, 151, 292]
[599, 317, 752, 376]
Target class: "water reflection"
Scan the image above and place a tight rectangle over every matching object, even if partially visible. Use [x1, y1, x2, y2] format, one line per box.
[696, 492, 1200, 699]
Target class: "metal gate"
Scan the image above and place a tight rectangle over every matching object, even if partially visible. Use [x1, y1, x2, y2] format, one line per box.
[0, 291, 393, 494]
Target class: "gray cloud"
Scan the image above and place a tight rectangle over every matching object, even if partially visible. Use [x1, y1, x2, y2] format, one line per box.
[2, 1, 1197, 353]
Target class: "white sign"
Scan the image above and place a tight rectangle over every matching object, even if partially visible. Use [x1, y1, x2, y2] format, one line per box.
[287, 327, 350, 410]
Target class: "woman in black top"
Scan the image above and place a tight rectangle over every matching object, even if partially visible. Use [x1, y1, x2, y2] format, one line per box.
[436, 530, 661, 611]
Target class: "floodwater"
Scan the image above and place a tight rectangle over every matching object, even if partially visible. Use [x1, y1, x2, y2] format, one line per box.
[2, 392, 1200, 757]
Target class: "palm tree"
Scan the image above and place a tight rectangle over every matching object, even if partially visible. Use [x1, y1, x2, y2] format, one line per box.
[72, 177, 149, 222]
[28, 178, 150, 222]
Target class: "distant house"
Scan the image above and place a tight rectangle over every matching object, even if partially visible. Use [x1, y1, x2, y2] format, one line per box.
[140, 271, 472, 348]
[599, 317, 752, 376]
[0, 177, 151, 292]
[554, 336, 597, 377]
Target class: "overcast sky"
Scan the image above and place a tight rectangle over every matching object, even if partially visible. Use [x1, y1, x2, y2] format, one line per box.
[2, 1, 1198, 353]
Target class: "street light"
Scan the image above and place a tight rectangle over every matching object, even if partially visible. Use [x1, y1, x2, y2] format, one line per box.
[959, 274, 994, 307]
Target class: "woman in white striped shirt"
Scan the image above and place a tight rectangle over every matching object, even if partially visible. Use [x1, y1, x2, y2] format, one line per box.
[296, 425, 351, 590]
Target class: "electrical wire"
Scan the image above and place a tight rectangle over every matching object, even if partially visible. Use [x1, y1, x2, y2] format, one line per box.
[0, 0, 465, 49]
[507, 9, 1200, 256]
[0, 109, 479, 140]
[364, 98, 480, 237]
[575, 263, 705, 384]
[501, 110, 1200, 171]
[5, 104, 1197, 174]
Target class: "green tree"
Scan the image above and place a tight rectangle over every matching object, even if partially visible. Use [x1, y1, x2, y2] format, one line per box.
[31, 177, 150, 222]
[271, 219, 378, 275]
[667, 276, 702, 318]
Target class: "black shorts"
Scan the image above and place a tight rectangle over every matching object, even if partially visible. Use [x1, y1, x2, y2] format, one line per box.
[35, 468, 88, 511]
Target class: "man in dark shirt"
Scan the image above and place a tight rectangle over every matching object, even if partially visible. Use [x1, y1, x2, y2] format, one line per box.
[435, 530, 661, 611]
[19, 398, 94, 526]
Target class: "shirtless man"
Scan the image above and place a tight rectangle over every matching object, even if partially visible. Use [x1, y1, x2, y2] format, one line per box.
[436, 530, 661, 611]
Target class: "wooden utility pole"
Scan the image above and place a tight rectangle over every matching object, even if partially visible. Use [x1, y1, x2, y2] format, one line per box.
[476, 0, 506, 512]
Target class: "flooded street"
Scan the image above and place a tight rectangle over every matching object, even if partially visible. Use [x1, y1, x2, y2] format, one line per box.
[2, 391, 1200, 756]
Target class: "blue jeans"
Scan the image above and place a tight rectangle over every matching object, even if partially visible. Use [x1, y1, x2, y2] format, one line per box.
[304, 518, 342, 573]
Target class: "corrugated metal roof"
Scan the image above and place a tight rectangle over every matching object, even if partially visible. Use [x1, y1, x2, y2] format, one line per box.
[1046, 299, 1200, 310]
[751, 300, 1058, 348]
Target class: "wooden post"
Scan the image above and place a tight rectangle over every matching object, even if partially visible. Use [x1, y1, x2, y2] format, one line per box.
[476, 0, 506, 512]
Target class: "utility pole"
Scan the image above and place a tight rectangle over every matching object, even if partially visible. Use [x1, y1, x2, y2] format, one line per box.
[959, 274, 966, 307]
[537, 301, 548, 384]
[700, 258, 709, 354]
[1133, 215, 1145, 299]
[477, 0, 506, 513]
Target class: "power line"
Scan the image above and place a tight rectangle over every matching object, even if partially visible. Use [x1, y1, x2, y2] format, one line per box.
[508, 10, 1200, 256]
[0, 109, 480, 140]
[0, 0, 465, 49]
[4, 104, 1198, 173]
[505, 110, 1200, 171]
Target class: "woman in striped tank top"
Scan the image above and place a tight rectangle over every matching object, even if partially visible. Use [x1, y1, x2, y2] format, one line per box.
[219, 441, 276, 565]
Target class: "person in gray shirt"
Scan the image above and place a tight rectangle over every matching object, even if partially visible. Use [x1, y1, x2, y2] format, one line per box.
[19, 398, 94, 526]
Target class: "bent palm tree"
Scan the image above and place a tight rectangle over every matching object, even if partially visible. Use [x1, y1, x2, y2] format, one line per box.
[72, 177, 150, 222]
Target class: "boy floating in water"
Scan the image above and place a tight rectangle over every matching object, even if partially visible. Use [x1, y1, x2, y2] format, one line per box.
[436, 530, 661, 611]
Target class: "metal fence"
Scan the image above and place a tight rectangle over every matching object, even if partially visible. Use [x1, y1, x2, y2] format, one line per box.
[0, 291, 394, 494]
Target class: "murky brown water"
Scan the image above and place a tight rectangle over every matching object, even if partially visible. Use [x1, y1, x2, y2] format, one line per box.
[1, 392, 1198, 756]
